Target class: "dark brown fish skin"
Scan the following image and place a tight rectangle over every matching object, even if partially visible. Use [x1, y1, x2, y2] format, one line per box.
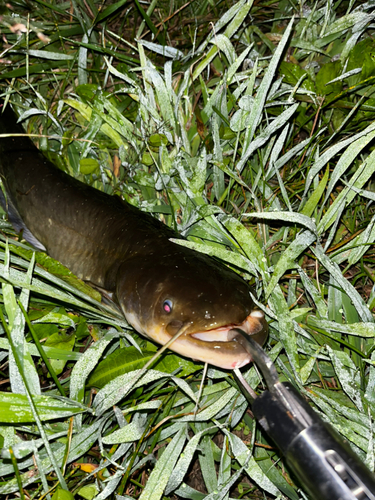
[0, 101, 268, 369]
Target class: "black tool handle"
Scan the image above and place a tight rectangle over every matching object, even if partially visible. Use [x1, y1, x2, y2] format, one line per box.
[253, 383, 375, 500]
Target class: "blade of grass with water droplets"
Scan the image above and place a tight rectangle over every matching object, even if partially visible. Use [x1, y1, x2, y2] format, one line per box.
[313, 244, 373, 322]
[265, 230, 316, 299]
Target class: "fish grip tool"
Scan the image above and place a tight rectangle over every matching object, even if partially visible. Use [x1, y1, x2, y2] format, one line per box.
[230, 328, 375, 500]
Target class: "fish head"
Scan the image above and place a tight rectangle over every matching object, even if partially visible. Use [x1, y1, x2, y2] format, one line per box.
[116, 245, 268, 369]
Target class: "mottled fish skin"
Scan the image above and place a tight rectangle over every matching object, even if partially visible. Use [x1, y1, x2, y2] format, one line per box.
[0, 101, 268, 369]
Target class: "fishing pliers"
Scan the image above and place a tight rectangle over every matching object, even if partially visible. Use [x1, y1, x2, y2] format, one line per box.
[230, 328, 375, 500]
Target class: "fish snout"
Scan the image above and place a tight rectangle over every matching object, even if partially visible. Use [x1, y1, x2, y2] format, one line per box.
[227, 310, 268, 354]
[242, 310, 269, 346]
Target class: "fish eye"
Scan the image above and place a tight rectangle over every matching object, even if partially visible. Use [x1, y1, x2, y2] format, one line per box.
[163, 299, 173, 313]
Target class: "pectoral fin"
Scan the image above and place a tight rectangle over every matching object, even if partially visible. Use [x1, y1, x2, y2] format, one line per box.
[0, 188, 46, 251]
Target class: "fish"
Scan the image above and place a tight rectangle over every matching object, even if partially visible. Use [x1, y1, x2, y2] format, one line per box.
[0, 100, 268, 369]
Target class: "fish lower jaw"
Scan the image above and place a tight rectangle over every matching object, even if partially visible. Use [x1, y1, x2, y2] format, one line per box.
[191, 310, 266, 342]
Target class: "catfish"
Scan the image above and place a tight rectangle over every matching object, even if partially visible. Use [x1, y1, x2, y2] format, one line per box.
[0, 100, 267, 369]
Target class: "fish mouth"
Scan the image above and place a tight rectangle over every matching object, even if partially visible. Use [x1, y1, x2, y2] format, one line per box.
[166, 310, 268, 348]
[149, 310, 268, 370]
[190, 310, 268, 347]
[164, 309, 268, 369]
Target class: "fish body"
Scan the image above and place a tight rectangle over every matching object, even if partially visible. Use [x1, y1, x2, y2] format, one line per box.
[0, 101, 267, 369]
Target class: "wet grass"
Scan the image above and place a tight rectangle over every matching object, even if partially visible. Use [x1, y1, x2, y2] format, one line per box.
[0, 0, 374, 498]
